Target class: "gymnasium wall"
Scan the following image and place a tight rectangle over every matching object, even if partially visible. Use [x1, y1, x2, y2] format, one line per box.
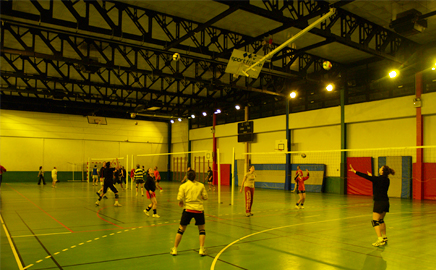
[0, 109, 168, 182]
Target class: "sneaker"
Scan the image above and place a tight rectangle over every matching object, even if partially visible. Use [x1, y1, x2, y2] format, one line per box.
[372, 238, 386, 247]
[152, 214, 160, 218]
[114, 202, 122, 207]
[160, 189, 163, 193]
[170, 247, 177, 256]
[250, 213, 254, 216]
[295, 205, 299, 209]
[144, 210, 150, 216]
[199, 248, 206, 256]
[383, 237, 388, 244]
[245, 213, 251, 217]
[95, 201, 100, 206]
[300, 206, 304, 209]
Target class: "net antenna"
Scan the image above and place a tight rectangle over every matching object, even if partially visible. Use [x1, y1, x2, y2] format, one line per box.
[240, 8, 336, 77]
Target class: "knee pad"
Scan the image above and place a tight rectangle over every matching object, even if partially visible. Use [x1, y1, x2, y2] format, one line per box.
[371, 220, 380, 227]
[378, 219, 384, 224]
[199, 230, 205, 235]
[177, 229, 184, 235]
[115, 193, 119, 199]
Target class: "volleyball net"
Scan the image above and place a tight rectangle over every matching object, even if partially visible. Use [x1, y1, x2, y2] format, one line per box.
[239, 146, 436, 199]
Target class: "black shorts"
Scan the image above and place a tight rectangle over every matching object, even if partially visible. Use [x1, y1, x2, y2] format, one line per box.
[180, 209, 205, 226]
[373, 200, 389, 213]
[136, 180, 144, 184]
[297, 190, 306, 194]
[103, 182, 118, 194]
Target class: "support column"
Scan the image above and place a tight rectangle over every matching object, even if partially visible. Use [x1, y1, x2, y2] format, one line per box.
[168, 122, 172, 181]
[244, 107, 249, 173]
[414, 71, 424, 200]
[213, 113, 218, 186]
[285, 100, 291, 190]
[340, 87, 347, 195]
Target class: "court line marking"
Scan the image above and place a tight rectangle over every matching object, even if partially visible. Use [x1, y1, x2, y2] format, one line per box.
[13, 231, 72, 238]
[210, 214, 367, 270]
[6, 183, 74, 233]
[0, 213, 25, 270]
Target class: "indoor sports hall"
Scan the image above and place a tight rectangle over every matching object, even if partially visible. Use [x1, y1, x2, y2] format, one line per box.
[1, 1, 436, 270]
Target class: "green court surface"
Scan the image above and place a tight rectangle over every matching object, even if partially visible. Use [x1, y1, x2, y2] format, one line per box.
[1, 181, 435, 270]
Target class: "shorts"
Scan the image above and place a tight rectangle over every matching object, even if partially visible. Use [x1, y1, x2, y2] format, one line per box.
[146, 190, 156, 199]
[373, 201, 390, 213]
[180, 209, 205, 226]
[136, 180, 144, 184]
[92, 175, 98, 181]
[297, 190, 306, 194]
[103, 182, 118, 194]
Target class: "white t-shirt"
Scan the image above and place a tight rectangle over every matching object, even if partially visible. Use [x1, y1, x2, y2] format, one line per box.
[177, 180, 208, 211]
[243, 172, 256, 188]
[51, 169, 58, 178]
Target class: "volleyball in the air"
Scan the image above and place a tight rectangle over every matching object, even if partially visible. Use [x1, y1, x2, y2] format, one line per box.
[323, 61, 332, 70]
[173, 53, 180, 61]
[301, 153, 306, 158]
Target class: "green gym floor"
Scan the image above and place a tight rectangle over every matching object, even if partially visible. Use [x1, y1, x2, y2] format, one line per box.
[1, 181, 435, 270]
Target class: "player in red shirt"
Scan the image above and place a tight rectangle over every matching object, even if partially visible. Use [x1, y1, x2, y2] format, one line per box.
[0, 164, 6, 188]
[295, 169, 309, 209]
[154, 166, 163, 193]
[292, 166, 303, 192]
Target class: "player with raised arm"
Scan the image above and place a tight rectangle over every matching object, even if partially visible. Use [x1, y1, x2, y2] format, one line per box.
[349, 164, 394, 246]
[170, 170, 208, 256]
[291, 166, 303, 192]
[295, 169, 309, 209]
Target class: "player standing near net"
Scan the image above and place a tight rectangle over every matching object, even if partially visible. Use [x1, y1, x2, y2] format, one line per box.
[239, 165, 256, 217]
[38, 166, 46, 185]
[206, 166, 214, 191]
[170, 170, 208, 256]
[96, 160, 121, 207]
[295, 169, 310, 209]
[291, 166, 303, 192]
[154, 166, 163, 193]
[181, 166, 191, 184]
[349, 164, 394, 247]
[92, 165, 99, 186]
[134, 164, 145, 196]
[144, 168, 159, 218]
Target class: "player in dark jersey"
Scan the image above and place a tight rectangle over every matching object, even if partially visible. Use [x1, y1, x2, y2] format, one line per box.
[144, 168, 159, 218]
[97, 162, 108, 199]
[206, 167, 214, 191]
[349, 164, 395, 247]
[96, 160, 121, 207]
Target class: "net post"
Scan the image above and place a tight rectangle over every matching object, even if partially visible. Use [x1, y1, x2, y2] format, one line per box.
[217, 148, 221, 204]
[87, 158, 90, 183]
[231, 147, 235, 205]
[126, 154, 129, 189]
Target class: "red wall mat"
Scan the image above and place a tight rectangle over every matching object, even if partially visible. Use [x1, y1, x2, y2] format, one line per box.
[214, 164, 230, 186]
[347, 157, 373, 196]
[413, 163, 436, 200]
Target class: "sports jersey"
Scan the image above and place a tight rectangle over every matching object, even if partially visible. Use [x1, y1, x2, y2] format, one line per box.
[154, 170, 161, 180]
[177, 180, 208, 211]
[356, 172, 390, 201]
[103, 167, 115, 182]
[243, 172, 256, 188]
[51, 169, 57, 178]
[92, 167, 98, 175]
[134, 168, 144, 180]
[207, 169, 213, 181]
[145, 174, 156, 192]
[296, 172, 310, 191]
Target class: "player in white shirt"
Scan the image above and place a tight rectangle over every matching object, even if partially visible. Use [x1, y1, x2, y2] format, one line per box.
[170, 170, 208, 256]
[51, 167, 58, 188]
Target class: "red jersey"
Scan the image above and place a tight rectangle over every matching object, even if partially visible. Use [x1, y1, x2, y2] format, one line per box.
[0, 165, 6, 174]
[130, 169, 135, 178]
[296, 172, 310, 191]
[296, 169, 303, 177]
[154, 170, 161, 180]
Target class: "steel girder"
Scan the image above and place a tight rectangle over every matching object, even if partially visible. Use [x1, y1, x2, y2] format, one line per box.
[0, 20, 290, 117]
[0, 0, 343, 76]
[216, 0, 419, 64]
